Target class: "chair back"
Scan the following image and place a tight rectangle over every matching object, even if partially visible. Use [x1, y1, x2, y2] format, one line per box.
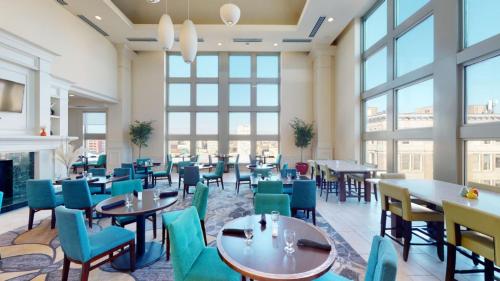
[307, 160, 316, 176]
[121, 163, 136, 179]
[136, 158, 151, 167]
[281, 163, 289, 171]
[111, 179, 143, 196]
[290, 180, 316, 209]
[275, 154, 282, 165]
[281, 168, 297, 179]
[26, 179, 58, 209]
[62, 180, 93, 209]
[168, 206, 206, 281]
[234, 154, 240, 164]
[177, 161, 193, 175]
[192, 182, 209, 220]
[254, 194, 291, 216]
[235, 161, 241, 179]
[0, 191, 3, 212]
[365, 235, 398, 281]
[249, 154, 257, 165]
[184, 166, 200, 186]
[443, 200, 500, 265]
[467, 181, 500, 193]
[88, 168, 106, 177]
[165, 160, 174, 175]
[190, 155, 199, 162]
[379, 182, 412, 220]
[214, 161, 224, 176]
[253, 168, 271, 178]
[257, 180, 284, 194]
[166, 154, 172, 163]
[113, 168, 132, 180]
[379, 173, 405, 179]
[55, 206, 91, 262]
[96, 154, 106, 166]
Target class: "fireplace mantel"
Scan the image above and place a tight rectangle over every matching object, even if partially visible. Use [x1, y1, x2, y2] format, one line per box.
[0, 135, 77, 152]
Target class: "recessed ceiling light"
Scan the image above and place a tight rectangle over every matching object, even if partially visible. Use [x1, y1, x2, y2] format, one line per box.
[327, 17, 334, 22]
[146, 0, 160, 3]
[217, 42, 222, 46]
[95, 15, 102, 21]
[273, 43, 278, 47]
[69, 94, 75, 97]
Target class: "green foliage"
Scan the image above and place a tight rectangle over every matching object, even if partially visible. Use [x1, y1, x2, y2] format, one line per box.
[289, 118, 315, 162]
[129, 120, 154, 157]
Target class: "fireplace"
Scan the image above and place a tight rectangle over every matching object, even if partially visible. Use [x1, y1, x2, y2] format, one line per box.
[0, 152, 34, 212]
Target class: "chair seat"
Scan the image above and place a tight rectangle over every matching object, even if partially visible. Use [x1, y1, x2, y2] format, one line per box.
[91, 194, 111, 206]
[72, 162, 85, 167]
[184, 247, 241, 281]
[115, 215, 136, 225]
[203, 173, 219, 180]
[238, 174, 251, 181]
[88, 225, 135, 260]
[87, 161, 99, 166]
[388, 202, 443, 222]
[153, 171, 169, 177]
[349, 173, 365, 182]
[162, 210, 182, 227]
[314, 272, 351, 281]
[461, 230, 495, 262]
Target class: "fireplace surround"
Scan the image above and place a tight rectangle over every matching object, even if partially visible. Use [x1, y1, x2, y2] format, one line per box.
[0, 152, 34, 212]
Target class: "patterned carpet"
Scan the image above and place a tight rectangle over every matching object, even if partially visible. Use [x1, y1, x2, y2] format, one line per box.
[0, 181, 366, 281]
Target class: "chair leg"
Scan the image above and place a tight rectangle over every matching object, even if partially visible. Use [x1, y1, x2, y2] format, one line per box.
[216, 179, 219, 187]
[402, 220, 412, 261]
[220, 177, 224, 189]
[51, 208, 56, 229]
[168, 175, 172, 186]
[312, 209, 316, 225]
[445, 244, 456, 281]
[183, 184, 187, 199]
[434, 221, 445, 262]
[129, 241, 136, 272]
[178, 174, 181, 189]
[80, 262, 90, 281]
[201, 220, 207, 245]
[485, 259, 494, 281]
[471, 253, 480, 266]
[380, 210, 387, 237]
[28, 208, 35, 230]
[62, 255, 70, 281]
[373, 184, 378, 201]
[162, 224, 166, 245]
[85, 208, 93, 228]
[166, 229, 171, 261]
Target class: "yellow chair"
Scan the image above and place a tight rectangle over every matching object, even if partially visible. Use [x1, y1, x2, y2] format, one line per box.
[349, 163, 378, 202]
[467, 182, 500, 193]
[373, 173, 406, 201]
[319, 164, 338, 202]
[307, 160, 316, 179]
[379, 182, 444, 262]
[443, 200, 500, 281]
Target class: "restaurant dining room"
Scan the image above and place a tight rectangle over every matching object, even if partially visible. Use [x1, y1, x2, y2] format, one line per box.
[0, 0, 499, 280]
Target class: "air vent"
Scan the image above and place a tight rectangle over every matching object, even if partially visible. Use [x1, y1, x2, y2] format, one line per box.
[127, 37, 158, 42]
[55, 0, 68, 5]
[77, 15, 109, 36]
[309, 16, 326, 38]
[174, 38, 205, 43]
[233, 38, 263, 43]
[282, 38, 312, 43]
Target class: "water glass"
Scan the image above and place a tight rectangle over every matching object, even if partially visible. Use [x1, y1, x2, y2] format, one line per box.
[284, 229, 296, 254]
[244, 223, 254, 245]
[87, 172, 93, 179]
[271, 211, 280, 223]
[153, 186, 161, 200]
[125, 193, 133, 207]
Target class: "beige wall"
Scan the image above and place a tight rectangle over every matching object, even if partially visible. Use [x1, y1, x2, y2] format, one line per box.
[0, 0, 118, 98]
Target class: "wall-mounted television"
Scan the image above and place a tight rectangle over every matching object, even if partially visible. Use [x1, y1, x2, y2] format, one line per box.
[0, 78, 25, 113]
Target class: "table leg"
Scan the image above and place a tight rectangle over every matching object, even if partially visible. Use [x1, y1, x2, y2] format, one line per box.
[338, 172, 346, 202]
[390, 213, 403, 238]
[363, 172, 371, 202]
[100, 183, 106, 194]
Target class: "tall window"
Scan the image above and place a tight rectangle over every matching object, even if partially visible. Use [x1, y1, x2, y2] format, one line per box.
[83, 112, 106, 157]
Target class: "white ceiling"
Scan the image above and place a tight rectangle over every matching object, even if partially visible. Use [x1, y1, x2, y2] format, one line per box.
[61, 0, 374, 52]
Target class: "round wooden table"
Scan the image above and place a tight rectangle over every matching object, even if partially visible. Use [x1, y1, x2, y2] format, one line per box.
[96, 190, 177, 270]
[217, 215, 335, 281]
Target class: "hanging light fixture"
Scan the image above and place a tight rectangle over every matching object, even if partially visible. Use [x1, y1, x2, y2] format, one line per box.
[180, 0, 197, 63]
[158, 0, 174, 50]
[220, 3, 240, 26]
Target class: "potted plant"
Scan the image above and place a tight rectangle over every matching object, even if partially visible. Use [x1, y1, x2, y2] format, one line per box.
[289, 117, 315, 175]
[129, 120, 154, 158]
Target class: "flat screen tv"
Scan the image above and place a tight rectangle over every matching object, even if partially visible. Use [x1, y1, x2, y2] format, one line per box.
[0, 78, 25, 113]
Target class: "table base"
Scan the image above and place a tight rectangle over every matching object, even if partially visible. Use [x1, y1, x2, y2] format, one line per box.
[112, 242, 165, 270]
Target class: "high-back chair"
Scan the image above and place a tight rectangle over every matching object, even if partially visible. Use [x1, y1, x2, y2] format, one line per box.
[290, 180, 317, 225]
[319, 164, 338, 202]
[254, 194, 291, 216]
[371, 173, 406, 201]
[87, 168, 107, 194]
[136, 158, 152, 176]
[307, 160, 316, 179]
[202, 161, 225, 189]
[256, 180, 283, 194]
[281, 168, 298, 179]
[113, 167, 132, 180]
[227, 154, 239, 172]
[153, 160, 173, 186]
[235, 160, 251, 194]
[55, 206, 136, 281]
[273, 154, 282, 171]
[177, 161, 194, 189]
[88, 168, 106, 177]
[249, 154, 258, 166]
[121, 163, 148, 182]
[26, 179, 64, 229]
[190, 155, 199, 163]
[183, 166, 201, 198]
[88, 154, 106, 169]
[253, 167, 271, 178]
[348, 163, 377, 202]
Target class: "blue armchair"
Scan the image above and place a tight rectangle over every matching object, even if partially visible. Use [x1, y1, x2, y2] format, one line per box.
[202, 161, 225, 189]
[183, 166, 202, 199]
[26, 179, 64, 230]
[55, 206, 136, 281]
[290, 180, 317, 225]
[254, 193, 291, 216]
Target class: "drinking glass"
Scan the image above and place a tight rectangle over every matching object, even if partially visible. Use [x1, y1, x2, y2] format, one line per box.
[271, 211, 280, 223]
[125, 193, 133, 207]
[87, 172, 93, 179]
[153, 186, 161, 200]
[244, 223, 254, 245]
[284, 229, 296, 254]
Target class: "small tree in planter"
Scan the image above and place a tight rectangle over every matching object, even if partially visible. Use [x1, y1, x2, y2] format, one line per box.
[289, 118, 315, 174]
[129, 120, 154, 158]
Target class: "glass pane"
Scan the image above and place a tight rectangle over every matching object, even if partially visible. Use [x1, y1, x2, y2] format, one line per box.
[229, 141, 251, 163]
[465, 55, 500, 124]
[85, 140, 106, 157]
[196, 55, 218, 78]
[229, 84, 251, 106]
[168, 112, 190, 135]
[256, 141, 279, 158]
[169, 55, 190, 78]
[196, 112, 218, 135]
[465, 140, 500, 185]
[169, 83, 190, 106]
[365, 94, 388, 132]
[257, 113, 278, 135]
[396, 16, 434, 76]
[229, 112, 251, 135]
[196, 84, 218, 106]
[84, 112, 106, 134]
[364, 0, 387, 50]
[256, 84, 279, 106]
[397, 140, 433, 179]
[364, 47, 387, 90]
[229, 55, 251, 78]
[196, 140, 218, 163]
[395, 0, 429, 26]
[168, 141, 190, 159]
[257, 56, 279, 78]
[397, 79, 433, 129]
[464, 0, 500, 47]
[365, 140, 387, 171]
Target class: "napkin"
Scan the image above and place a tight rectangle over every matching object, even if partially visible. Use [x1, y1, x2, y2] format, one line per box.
[222, 228, 247, 237]
[159, 191, 179, 198]
[88, 178, 99, 183]
[101, 200, 125, 210]
[297, 239, 332, 251]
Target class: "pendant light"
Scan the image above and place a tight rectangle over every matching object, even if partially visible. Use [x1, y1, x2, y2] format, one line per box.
[220, 3, 240, 26]
[158, 0, 174, 50]
[180, 0, 197, 63]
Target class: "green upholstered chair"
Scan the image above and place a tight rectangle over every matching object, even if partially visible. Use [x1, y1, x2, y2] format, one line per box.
[281, 163, 289, 171]
[136, 158, 152, 175]
[273, 153, 282, 171]
[72, 160, 85, 173]
[62, 179, 110, 228]
[252, 167, 272, 178]
[162, 182, 209, 260]
[55, 206, 135, 281]
[314, 235, 397, 281]
[254, 194, 291, 216]
[168, 206, 240, 281]
[110, 180, 157, 238]
[256, 180, 283, 194]
[0, 191, 2, 211]
[235, 161, 251, 194]
[281, 168, 298, 179]
[379, 182, 444, 262]
[88, 154, 106, 169]
[88, 168, 106, 176]
[202, 161, 225, 189]
[443, 200, 500, 281]
[177, 161, 194, 189]
[183, 166, 203, 199]
[122, 163, 148, 187]
[113, 167, 132, 180]
[153, 160, 173, 186]
[26, 179, 64, 229]
[290, 180, 317, 225]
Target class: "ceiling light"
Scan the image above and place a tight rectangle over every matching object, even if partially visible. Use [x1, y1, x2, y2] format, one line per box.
[273, 43, 278, 47]
[217, 42, 222, 46]
[327, 17, 334, 22]
[69, 94, 75, 97]
[146, 0, 160, 3]
[158, 14, 174, 50]
[180, 0, 197, 63]
[220, 3, 240, 26]
[95, 15, 102, 21]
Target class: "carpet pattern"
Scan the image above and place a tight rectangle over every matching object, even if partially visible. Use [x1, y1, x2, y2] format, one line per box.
[0, 181, 366, 281]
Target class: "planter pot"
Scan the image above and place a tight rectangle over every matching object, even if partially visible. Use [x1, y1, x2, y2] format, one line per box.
[295, 162, 309, 175]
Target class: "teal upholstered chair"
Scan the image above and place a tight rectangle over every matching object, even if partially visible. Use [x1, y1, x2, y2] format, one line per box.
[88, 168, 106, 176]
[0, 191, 2, 212]
[281, 168, 297, 179]
[136, 158, 152, 175]
[256, 180, 284, 194]
[177, 161, 194, 189]
[314, 235, 397, 281]
[235, 161, 251, 194]
[252, 168, 272, 178]
[183, 166, 203, 199]
[122, 163, 148, 185]
[227, 154, 239, 172]
[55, 206, 136, 281]
[202, 161, 225, 189]
[168, 206, 241, 281]
[273, 153, 282, 171]
[254, 194, 291, 216]
[162, 182, 209, 260]
[190, 155, 199, 162]
[111, 180, 157, 238]
[153, 160, 173, 186]
[72, 159, 85, 173]
[88, 154, 106, 169]
[62, 179, 110, 228]
[26, 179, 64, 230]
[290, 180, 317, 225]
[113, 168, 132, 180]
